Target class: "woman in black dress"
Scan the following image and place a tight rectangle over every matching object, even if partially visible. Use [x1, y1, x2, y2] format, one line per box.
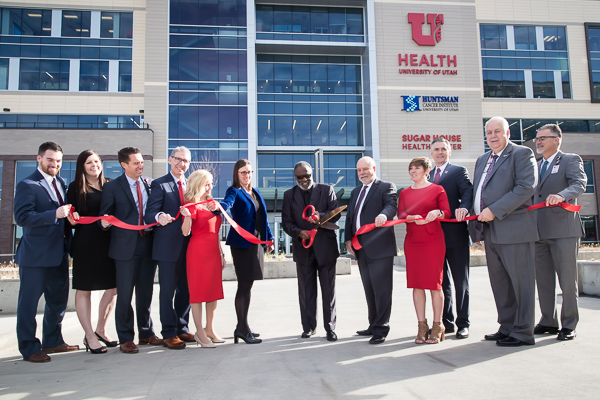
[68, 150, 117, 354]
[220, 159, 274, 344]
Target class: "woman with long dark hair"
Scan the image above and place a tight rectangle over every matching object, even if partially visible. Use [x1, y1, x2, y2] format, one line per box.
[68, 150, 117, 354]
[220, 159, 274, 344]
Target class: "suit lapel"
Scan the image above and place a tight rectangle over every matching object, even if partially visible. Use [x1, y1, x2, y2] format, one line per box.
[119, 174, 138, 209]
[438, 163, 451, 184]
[539, 151, 562, 187]
[363, 179, 380, 207]
[33, 170, 59, 206]
[473, 151, 491, 188]
[486, 142, 513, 183]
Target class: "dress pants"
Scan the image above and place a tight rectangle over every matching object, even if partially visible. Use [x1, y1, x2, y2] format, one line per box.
[535, 237, 580, 330]
[442, 246, 470, 330]
[17, 250, 70, 358]
[484, 229, 535, 344]
[157, 249, 191, 339]
[296, 257, 336, 333]
[355, 249, 393, 337]
[114, 235, 157, 343]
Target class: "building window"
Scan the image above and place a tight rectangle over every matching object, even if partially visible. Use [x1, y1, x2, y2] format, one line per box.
[584, 160, 595, 194]
[256, 6, 364, 42]
[100, 12, 133, 39]
[62, 10, 91, 37]
[119, 61, 132, 92]
[0, 114, 143, 128]
[581, 216, 598, 243]
[19, 59, 69, 90]
[170, 0, 247, 26]
[480, 24, 571, 99]
[0, 8, 52, 36]
[79, 61, 109, 91]
[585, 23, 600, 102]
[0, 58, 8, 89]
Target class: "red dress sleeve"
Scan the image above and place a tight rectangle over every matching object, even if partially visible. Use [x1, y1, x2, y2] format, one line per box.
[437, 186, 451, 219]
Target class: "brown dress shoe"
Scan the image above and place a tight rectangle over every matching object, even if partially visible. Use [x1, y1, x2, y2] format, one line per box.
[163, 336, 186, 349]
[24, 351, 51, 363]
[42, 343, 80, 353]
[120, 341, 139, 353]
[138, 335, 163, 346]
[178, 332, 196, 342]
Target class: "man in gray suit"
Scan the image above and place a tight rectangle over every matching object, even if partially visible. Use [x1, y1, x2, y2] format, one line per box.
[469, 116, 539, 347]
[533, 124, 586, 341]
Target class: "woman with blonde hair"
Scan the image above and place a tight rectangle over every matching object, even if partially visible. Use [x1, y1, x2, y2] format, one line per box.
[180, 169, 225, 347]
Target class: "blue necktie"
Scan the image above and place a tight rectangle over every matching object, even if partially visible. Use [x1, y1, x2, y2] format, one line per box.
[540, 160, 549, 180]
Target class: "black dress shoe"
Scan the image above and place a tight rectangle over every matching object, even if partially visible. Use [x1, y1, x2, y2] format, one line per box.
[356, 329, 372, 336]
[484, 331, 508, 341]
[301, 330, 316, 338]
[326, 331, 338, 342]
[557, 328, 576, 341]
[456, 327, 469, 339]
[369, 335, 386, 345]
[444, 326, 455, 334]
[496, 337, 533, 347]
[534, 324, 560, 335]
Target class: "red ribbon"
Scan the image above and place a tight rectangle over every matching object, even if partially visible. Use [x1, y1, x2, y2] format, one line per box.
[70, 199, 274, 247]
[351, 201, 581, 250]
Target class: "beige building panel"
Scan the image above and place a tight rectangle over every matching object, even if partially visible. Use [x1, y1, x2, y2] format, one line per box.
[476, 0, 599, 23]
[482, 101, 600, 119]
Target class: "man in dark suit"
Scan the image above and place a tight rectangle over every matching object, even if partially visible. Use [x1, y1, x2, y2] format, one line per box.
[344, 156, 397, 344]
[429, 138, 473, 339]
[145, 146, 194, 349]
[469, 116, 538, 347]
[533, 124, 587, 341]
[14, 142, 79, 363]
[282, 161, 340, 342]
[99, 147, 161, 353]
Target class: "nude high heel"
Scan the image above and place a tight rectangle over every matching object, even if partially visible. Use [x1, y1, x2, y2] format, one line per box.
[427, 322, 445, 344]
[415, 320, 429, 344]
[194, 333, 216, 348]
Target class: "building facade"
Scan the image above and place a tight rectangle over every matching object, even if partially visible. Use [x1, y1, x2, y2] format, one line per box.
[1, 0, 599, 260]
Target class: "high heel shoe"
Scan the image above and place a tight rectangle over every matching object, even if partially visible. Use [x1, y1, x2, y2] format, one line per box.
[193, 333, 216, 348]
[84, 337, 107, 354]
[415, 320, 429, 344]
[95, 332, 118, 347]
[427, 321, 445, 344]
[204, 329, 226, 343]
[233, 330, 262, 344]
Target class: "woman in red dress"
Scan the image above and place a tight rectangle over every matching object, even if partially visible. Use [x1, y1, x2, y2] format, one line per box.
[180, 169, 226, 348]
[397, 157, 450, 344]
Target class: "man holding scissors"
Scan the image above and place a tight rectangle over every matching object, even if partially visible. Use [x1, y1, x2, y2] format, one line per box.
[282, 161, 342, 342]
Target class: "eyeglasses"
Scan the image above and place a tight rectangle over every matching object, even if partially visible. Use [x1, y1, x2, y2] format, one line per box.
[295, 174, 312, 180]
[239, 170, 253, 176]
[172, 156, 190, 164]
[533, 136, 559, 143]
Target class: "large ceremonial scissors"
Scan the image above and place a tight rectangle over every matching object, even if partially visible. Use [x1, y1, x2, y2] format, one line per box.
[301, 205, 347, 248]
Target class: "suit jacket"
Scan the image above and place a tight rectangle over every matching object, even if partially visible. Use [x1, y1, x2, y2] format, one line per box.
[99, 173, 152, 260]
[14, 170, 70, 267]
[281, 184, 340, 265]
[535, 151, 586, 239]
[344, 179, 398, 259]
[429, 163, 473, 248]
[145, 173, 189, 262]
[220, 186, 274, 248]
[468, 141, 539, 244]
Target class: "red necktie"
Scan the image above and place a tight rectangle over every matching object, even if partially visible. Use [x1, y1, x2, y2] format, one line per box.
[434, 168, 441, 184]
[52, 178, 65, 205]
[178, 180, 185, 205]
[136, 180, 144, 236]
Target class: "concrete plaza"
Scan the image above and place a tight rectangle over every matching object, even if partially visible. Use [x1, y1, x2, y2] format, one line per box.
[1, 264, 599, 399]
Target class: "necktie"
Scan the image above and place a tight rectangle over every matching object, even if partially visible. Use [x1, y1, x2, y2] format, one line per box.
[178, 180, 185, 205]
[52, 178, 70, 237]
[480, 154, 498, 211]
[352, 186, 368, 234]
[540, 160, 549, 181]
[434, 168, 441, 184]
[136, 180, 144, 236]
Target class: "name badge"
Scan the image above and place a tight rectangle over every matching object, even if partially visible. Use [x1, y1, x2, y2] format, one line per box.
[551, 165, 559, 174]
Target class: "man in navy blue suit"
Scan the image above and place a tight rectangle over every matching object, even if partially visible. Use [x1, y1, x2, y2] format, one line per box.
[99, 147, 161, 354]
[429, 138, 473, 339]
[14, 142, 79, 362]
[145, 146, 194, 349]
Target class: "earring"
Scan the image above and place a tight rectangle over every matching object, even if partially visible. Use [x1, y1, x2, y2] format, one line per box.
[425, 173, 430, 180]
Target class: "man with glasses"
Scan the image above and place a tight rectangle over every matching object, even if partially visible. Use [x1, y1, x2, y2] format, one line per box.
[469, 116, 538, 347]
[145, 147, 195, 349]
[532, 124, 586, 341]
[282, 161, 340, 342]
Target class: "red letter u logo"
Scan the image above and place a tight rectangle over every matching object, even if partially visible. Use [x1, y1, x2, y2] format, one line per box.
[408, 13, 444, 46]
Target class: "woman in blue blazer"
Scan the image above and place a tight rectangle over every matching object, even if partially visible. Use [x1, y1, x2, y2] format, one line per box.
[220, 159, 274, 344]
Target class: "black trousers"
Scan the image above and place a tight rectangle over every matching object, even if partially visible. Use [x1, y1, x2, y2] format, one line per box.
[356, 250, 393, 337]
[157, 249, 191, 339]
[442, 246, 470, 330]
[296, 258, 337, 333]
